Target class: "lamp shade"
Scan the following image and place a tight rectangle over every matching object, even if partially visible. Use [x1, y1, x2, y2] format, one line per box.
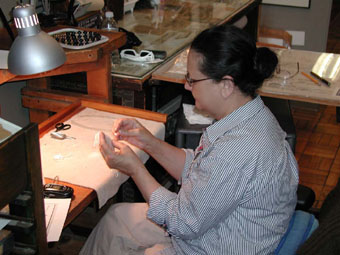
[8, 4, 66, 75]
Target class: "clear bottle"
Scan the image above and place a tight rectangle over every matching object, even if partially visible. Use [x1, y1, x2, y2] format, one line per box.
[101, 11, 118, 32]
[101, 11, 120, 66]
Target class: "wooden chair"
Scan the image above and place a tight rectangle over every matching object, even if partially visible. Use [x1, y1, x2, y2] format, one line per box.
[0, 123, 48, 254]
[257, 26, 292, 49]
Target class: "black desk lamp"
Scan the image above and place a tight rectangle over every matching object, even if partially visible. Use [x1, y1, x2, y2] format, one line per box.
[7, 2, 66, 75]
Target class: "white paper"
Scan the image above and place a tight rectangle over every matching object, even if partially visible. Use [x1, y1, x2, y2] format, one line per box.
[0, 50, 9, 69]
[44, 198, 71, 242]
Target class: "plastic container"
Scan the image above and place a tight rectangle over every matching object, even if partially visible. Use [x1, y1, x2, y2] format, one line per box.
[101, 11, 118, 32]
[101, 11, 120, 66]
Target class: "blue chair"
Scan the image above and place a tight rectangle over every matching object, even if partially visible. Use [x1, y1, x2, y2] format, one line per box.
[296, 178, 340, 255]
[274, 210, 319, 255]
[276, 177, 340, 255]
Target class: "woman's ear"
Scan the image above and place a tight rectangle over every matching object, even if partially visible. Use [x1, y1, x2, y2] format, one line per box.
[220, 76, 234, 99]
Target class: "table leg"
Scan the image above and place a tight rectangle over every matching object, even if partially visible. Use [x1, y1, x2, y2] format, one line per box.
[26, 78, 51, 123]
[337, 106, 340, 123]
[87, 54, 113, 103]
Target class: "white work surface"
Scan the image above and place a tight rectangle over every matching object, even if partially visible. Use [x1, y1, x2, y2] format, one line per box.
[40, 107, 165, 208]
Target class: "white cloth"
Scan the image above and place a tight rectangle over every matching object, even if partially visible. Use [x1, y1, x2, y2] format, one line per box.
[182, 103, 214, 125]
[40, 108, 165, 208]
[79, 203, 173, 255]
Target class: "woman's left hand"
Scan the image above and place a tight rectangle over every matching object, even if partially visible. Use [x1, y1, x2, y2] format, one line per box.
[99, 132, 143, 177]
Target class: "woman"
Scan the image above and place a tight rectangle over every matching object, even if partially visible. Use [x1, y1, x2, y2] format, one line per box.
[80, 24, 299, 255]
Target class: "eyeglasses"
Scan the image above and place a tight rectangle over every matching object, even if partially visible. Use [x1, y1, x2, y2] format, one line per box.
[120, 49, 155, 62]
[185, 74, 233, 87]
[275, 62, 300, 80]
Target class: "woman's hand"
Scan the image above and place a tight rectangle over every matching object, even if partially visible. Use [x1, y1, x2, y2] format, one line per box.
[99, 132, 143, 177]
[112, 118, 155, 151]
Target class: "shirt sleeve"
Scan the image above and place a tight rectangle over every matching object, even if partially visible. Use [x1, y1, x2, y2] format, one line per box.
[178, 149, 194, 185]
[147, 151, 251, 240]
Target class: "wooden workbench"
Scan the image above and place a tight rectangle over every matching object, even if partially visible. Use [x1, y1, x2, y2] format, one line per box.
[110, 0, 261, 109]
[152, 46, 340, 122]
[0, 26, 126, 123]
[39, 100, 167, 227]
[152, 47, 340, 108]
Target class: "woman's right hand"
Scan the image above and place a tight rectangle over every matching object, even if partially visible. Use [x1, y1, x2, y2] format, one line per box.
[112, 118, 155, 151]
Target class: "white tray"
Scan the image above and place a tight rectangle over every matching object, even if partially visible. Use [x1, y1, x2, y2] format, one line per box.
[48, 28, 109, 50]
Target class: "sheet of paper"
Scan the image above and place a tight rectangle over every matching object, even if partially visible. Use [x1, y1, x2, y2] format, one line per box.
[44, 198, 71, 242]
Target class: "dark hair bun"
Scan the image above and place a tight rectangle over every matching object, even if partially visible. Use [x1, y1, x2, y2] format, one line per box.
[191, 25, 279, 97]
[254, 47, 278, 80]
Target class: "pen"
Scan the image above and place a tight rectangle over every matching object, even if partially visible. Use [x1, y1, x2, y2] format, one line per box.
[310, 71, 331, 87]
[301, 72, 320, 85]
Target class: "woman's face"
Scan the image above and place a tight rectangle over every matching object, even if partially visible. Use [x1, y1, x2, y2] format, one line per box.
[185, 50, 223, 116]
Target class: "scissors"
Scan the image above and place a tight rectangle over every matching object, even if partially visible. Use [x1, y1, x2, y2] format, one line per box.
[55, 122, 71, 132]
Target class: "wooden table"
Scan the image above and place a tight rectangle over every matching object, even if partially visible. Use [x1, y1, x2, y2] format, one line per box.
[110, 0, 261, 109]
[38, 100, 167, 227]
[0, 26, 126, 123]
[1, 1, 260, 120]
[152, 47, 340, 110]
[44, 178, 96, 227]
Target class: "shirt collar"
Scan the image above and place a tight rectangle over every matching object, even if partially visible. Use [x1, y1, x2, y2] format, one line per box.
[204, 95, 264, 144]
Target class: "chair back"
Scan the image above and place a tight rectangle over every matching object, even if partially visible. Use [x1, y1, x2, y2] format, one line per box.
[257, 26, 292, 49]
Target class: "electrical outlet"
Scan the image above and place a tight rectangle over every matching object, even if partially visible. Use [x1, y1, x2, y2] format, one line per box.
[287, 30, 305, 46]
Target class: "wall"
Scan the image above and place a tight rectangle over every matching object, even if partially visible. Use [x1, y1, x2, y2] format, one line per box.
[1, 0, 43, 21]
[0, 82, 29, 127]
[1, 0, 14, 21]
[260, 0, 333, 51]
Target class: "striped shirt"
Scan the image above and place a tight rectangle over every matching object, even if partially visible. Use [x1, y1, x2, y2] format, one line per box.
[147, 96, 299, 254]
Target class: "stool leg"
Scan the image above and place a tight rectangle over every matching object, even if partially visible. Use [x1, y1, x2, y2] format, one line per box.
[336, 106, 340, 123]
